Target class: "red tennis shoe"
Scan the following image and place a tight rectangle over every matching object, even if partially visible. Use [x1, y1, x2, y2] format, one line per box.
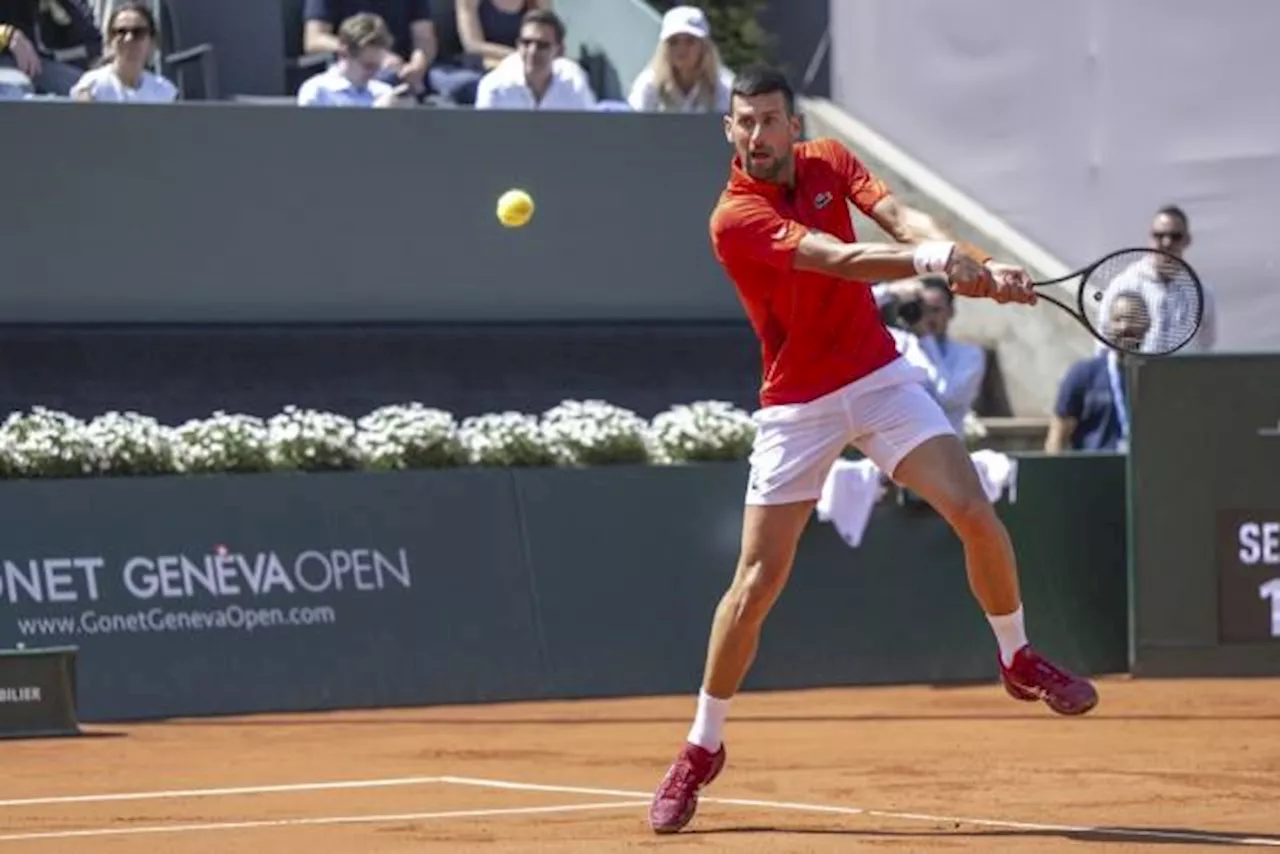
[648, 741, 726, 834]
[1000, 645, 1099, 715]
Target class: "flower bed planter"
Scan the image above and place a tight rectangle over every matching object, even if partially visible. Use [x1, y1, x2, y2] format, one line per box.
[0, 400, 758, 479]
[0, 403, 1128, 723]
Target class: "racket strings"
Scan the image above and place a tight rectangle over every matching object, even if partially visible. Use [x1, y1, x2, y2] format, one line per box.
[1079, 249, 1203, 355]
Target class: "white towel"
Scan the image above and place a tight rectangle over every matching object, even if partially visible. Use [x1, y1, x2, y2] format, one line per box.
[969, 450, 1019, 504]
[816, 458, 884, 548]
[816, 450, 1020, 550]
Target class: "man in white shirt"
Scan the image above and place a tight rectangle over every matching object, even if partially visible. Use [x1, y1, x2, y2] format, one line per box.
[474, 8, 595, 111]
[297, 12, 409, 107]
[1096, 204, 1216, 354]
[878, 277, 987, 434]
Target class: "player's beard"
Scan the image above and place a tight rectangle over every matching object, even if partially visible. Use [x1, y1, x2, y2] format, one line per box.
[744, 149, 792, 182]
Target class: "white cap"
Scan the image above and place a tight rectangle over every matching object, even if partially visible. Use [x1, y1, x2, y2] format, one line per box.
[659, 5, 710, 42]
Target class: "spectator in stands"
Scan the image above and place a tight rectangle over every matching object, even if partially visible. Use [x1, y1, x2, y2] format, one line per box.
[1045, 292, 1151, 454]
[0, 0, 101, 98]
[303, 0, 435, 95]
[876, 277, 987, 434]
[297, 12, 410, 107]
[69, 2, 174, 103]
[456, 0, 548, 70]
[628, 5, 732, 114]
[1096, 204, 1216, 353]
[426, 0, 547, 105]
[474, 8, 593, 110]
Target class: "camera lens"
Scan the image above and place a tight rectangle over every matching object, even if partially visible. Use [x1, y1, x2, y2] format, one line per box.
[897, 299, 923, 325]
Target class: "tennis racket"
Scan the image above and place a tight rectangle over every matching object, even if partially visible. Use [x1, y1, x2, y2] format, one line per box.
[1029, 247, 1205, 356]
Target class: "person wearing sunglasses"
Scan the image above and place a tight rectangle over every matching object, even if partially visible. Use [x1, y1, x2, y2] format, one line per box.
[474, 8, 593, 110]
[69, 2, 174, 102]
[1095, 204, 1217, 353]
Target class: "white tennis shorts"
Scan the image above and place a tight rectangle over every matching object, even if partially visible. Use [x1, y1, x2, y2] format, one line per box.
[744, 357, 956, 506]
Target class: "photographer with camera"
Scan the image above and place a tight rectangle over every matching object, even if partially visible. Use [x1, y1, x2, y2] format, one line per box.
[872, 276, 987, 435]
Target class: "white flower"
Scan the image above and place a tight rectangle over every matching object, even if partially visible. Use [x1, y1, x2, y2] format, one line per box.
[267, 406, 360, 471]
[84, 411, 180, 476]
[0, 407, 97, 478]
[648, 400, 756, 463]
[176, 412, 272, 473]
[541, 399, 650, 466]
[0, 398, 766, 479]
[356, 403, 467, 469]
[459, 411, 558, 467]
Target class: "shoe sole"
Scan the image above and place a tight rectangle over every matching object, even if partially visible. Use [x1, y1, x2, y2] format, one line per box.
[1004, 678, 1099, 716]
[652, 814, 692, 835]
[1003, 681, 1039, 702]
[1049, 691, 1099, 716]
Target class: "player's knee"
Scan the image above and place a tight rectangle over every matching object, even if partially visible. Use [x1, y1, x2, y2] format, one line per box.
[726, 557, 788, 625]
[945, 491, 1001, 542]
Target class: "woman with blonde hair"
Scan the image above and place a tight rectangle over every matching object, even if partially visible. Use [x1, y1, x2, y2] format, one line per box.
[628, 5, 732, 113]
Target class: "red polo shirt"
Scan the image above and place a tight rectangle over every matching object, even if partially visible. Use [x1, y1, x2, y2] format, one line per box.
[710, 138, 901, 408]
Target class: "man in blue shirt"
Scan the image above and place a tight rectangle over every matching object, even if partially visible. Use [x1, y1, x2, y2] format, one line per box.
[297, 13, 407, 107]
[303, 0, 435, 94]
[1046, 292, 1150, 453]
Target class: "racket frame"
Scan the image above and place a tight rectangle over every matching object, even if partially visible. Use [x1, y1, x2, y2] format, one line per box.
[1028, 247, 1205, 357]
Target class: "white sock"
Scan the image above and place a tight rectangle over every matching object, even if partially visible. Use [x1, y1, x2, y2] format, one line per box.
[686, 689, 731, 752]
[987, 605, 1029, 667]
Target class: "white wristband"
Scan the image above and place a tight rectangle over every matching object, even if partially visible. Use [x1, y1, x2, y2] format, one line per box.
[912, 241, 956, 275]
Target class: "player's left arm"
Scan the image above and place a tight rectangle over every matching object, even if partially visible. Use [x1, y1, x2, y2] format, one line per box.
[820, 139, 976, 252]
[867, 195, 1034, 305]
[824, 141, 1033, 304]
[866, 195, 983, 258]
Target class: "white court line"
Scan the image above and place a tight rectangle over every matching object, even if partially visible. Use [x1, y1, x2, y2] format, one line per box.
[442, 776, 1280, 848]
[0, 800, 650, 843]
[0, 776, 442, 808]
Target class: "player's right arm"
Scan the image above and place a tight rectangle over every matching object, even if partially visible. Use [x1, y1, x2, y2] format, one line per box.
[794, 230, 991, 284]
[711, 197, 987, 286]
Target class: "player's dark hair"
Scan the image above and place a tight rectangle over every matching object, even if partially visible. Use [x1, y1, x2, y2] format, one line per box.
[1155, 204, 1189, 229]
[730, 65, 796, 114]
[522, 8, 566, 44]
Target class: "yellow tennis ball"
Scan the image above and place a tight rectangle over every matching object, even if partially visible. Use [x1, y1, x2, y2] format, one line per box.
[496, 189, 534, 228]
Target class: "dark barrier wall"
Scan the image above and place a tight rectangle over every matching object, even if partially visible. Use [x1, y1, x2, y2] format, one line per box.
[1129, 354, 1280, 676]
[0, 455, 1126, 722]
[0, 322, 763, 424]
[1, 103, 738, 323]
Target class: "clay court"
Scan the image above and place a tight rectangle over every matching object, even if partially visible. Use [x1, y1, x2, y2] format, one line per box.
[2, 676, 1279, 852]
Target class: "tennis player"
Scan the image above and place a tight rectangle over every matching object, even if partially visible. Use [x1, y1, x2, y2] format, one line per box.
[648, 66, 1099, 835]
